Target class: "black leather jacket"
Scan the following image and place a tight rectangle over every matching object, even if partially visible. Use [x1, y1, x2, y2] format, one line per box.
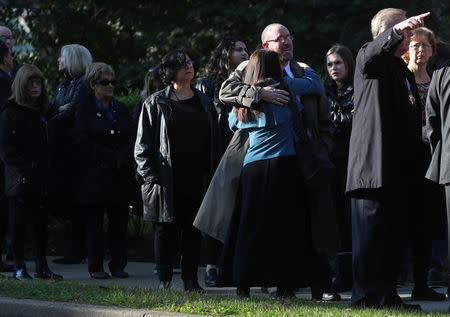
[134, 86, 219, 223]
[326, 81, 354, 136]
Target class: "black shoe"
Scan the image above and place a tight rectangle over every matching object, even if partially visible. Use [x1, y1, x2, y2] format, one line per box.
[236, 286, 250, 298]
[275, 287, 296, 299]
[13, 269, 33, 281]
[205, 268, 218, 287]
[411, 285, 446, 301]
[0, 262, 14, 272]
[52, 256, 83, 265]
[35, 268, 63, 281]
[182, 279, 205, 293]
[158, 280, 171, 289]
[111, 270, 129, 278]
[90, 272, 111, 279]
[312, 291, 341, 301]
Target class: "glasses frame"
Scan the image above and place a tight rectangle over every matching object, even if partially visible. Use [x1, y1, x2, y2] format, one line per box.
[95, 79, 117, 86]
[265, 35, 294, 44]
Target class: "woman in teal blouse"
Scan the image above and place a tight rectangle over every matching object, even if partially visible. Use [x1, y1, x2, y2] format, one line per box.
[221, 49, 323, 298]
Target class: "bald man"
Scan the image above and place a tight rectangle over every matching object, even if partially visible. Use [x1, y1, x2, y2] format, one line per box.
[219, 23, 339, 301]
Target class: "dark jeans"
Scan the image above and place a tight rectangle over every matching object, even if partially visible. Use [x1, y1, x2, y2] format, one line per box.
[0, 198, 9, 258]
[82, 205, 128, 273]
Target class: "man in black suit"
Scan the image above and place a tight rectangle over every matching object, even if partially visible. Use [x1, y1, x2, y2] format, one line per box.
[425, 60, 450, 296]
[346, 8, 435, 309]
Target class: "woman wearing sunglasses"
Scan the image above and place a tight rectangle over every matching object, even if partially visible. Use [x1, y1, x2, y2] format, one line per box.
[72, 62, 135, 279]
[135, 49, 219, 292]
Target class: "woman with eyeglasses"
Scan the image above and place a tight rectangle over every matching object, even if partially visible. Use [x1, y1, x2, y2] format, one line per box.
[0, 64, 62, 280]
[71, 62, 135, 279]
[50, 43, 92, 266]
[399, 28, 447, 301]
[135, 49, 219, 292]
[196, 36, 249, 288]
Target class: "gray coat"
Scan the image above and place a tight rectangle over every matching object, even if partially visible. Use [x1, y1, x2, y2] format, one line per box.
[134, 86, 218, 222]
[193, 129, 249, 242]
[426, 61, 450, 184]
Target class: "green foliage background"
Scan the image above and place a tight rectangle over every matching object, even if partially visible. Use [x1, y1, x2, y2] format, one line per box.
[2, 0, 449, 101]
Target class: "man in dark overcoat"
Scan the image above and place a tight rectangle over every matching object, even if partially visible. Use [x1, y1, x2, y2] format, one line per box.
[425, 60, 450, 296]
[345, 8, 431, 309]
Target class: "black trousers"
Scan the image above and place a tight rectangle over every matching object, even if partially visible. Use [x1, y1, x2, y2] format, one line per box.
[0, 198, 8, 258]
[9, 198, 47, 271]
[82, 205, 128, 273]
[62, 206, 86, 260]
[205, 234, 222, 265]
[351, 190, 408, 307]
[154, 220, 202, 282]
[443, 186, 450, 282]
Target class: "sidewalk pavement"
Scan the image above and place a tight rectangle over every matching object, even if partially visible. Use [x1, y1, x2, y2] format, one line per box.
[0, 256, 449, 315]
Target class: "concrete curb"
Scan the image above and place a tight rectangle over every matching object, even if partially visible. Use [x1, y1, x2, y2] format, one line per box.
[0, 297, 204, 317]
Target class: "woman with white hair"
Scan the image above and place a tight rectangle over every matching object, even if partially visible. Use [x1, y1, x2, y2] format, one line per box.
[50, 44, 92, 265]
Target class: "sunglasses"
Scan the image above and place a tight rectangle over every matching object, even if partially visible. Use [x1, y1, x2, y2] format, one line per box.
[95, 79, 117, 86]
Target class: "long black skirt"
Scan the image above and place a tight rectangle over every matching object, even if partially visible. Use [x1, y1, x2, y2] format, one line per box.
[219, 156, 313, 288]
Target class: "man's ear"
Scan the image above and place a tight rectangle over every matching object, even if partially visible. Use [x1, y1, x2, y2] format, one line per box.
[262, 42, 269, 49]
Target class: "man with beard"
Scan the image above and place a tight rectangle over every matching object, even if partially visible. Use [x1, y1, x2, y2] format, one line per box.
[346, 9, 434, 309]
[219, 23, 339, 301]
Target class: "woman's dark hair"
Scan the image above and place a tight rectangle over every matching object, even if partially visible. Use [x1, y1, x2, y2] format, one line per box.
[158, 49, 198, 86]
[140, 65, 165, 100]
[236, 49, 284, 122]
[204, 36, 248, 86]
[324, 44, 355, 90]
[0, 39, 10, 65]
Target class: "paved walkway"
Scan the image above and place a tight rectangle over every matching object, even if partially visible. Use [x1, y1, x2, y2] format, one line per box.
[1, 256, 449, 315]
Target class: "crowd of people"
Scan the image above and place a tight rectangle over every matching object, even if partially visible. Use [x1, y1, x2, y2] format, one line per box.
[1, 6, 450, 310]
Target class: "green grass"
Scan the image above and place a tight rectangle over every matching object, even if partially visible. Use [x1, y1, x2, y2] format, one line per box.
[0, 276, 446, 317]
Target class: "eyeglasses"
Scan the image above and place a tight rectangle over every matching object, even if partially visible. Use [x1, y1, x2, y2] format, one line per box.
[28, 78, 43, 86]
[182, 60, 194, 68]
[266, 35, 294, 44]
[95, 79, 117, 86]
[410, 43, 432, 50]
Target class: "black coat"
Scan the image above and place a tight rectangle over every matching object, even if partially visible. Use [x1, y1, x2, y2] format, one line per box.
[0, 100, 49, 221]
[71, 96, 136, 206]
[0, 69, 12, 199]
[426, 61, 450, 184]
[346, 29, 423, 196]
[325, 81, 354, 159]
[134, 86, 219, 223]
[47, 76, 89, 205]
